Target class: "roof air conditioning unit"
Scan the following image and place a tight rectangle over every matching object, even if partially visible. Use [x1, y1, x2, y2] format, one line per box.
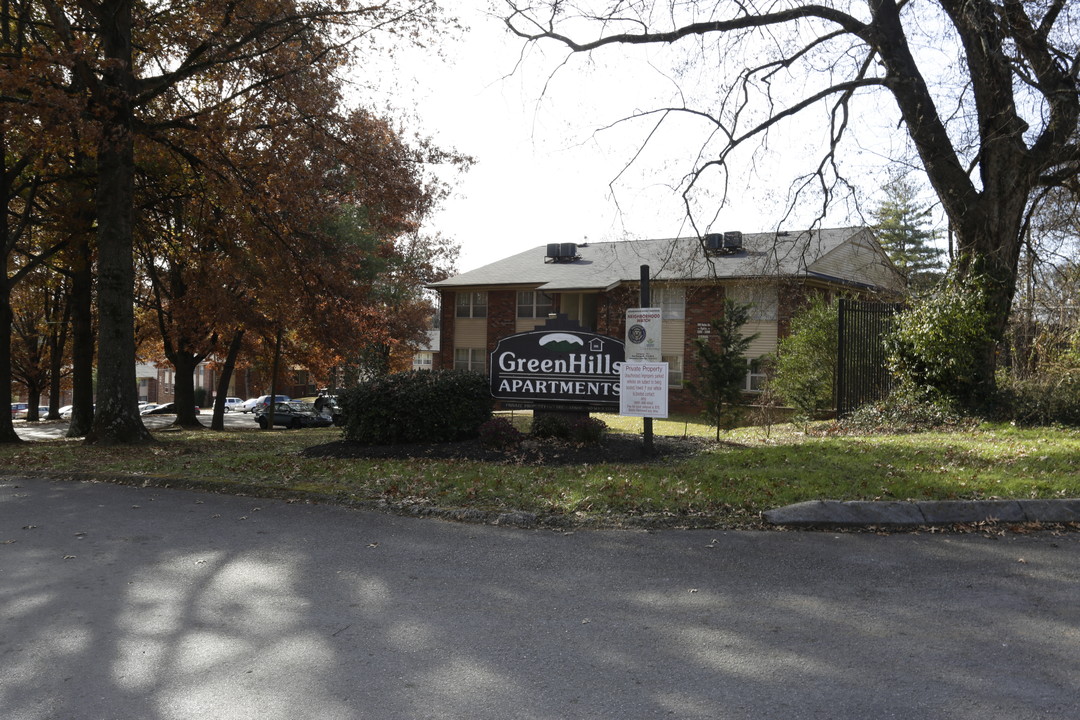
[560, 242, 578, 258]
[704, 233, 724, 250]
[546, 243, 561, 259]
[723, 231, 743, 250]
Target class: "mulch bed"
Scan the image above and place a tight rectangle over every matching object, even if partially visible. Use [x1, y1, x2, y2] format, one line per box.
[302, 433, 717, 466]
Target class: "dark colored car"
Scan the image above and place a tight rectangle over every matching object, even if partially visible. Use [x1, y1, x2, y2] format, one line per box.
[254, 401, 333, 429]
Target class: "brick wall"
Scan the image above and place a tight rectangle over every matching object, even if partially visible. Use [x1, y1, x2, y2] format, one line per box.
[675, 284, 727, 412]
[487, 290, 516, 360]
[436, 290, 455, 371]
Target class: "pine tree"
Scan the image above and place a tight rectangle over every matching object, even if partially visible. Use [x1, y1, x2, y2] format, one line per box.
[872, 175, 945, 294]
[686, 299, 759, 439]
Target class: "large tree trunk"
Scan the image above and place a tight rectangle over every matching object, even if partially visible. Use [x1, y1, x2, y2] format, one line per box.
[66, 233, 96, 437]
[211, 329, 245, 431]
[85, 0, 152, 444]
[0, 286, 22, 443]
[169, 351, 205, 428]
[46, 296, 69, 421]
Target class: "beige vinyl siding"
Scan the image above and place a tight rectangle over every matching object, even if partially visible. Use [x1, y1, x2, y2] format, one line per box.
[661, 319, 684, 356]
[744, 322, 778, 358]
[809, 235, 903, 292]
[517, 317, 547, 333]
[455, 318, 487, 349]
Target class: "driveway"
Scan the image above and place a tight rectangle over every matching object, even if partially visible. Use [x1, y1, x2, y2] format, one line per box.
[13, 412, 254, 441]
[2, 476, 1078, 719]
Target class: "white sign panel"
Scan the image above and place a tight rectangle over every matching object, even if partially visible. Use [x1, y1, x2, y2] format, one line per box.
[625, 307, 663, 363]
[619, 362, 669, 418]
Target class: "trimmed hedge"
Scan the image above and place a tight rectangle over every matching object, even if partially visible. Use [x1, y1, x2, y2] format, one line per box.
[338, 370, 494, 444]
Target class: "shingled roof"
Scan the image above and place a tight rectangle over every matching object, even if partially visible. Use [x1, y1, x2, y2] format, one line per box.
[430, 227, 902, 293]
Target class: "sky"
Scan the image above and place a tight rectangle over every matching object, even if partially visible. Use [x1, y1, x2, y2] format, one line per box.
[375, 1, 927, 274]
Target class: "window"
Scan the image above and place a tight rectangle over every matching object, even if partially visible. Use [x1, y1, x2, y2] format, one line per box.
[651, 286, 685, 319]
[412, 352, 434, 371]
[744, 359, 767, 392]
[517, 290, 554, 318]
[729, 284, 778, 321]
[663, 355, 683, 388]
[454, 348, 486, 373]
[456, 291, 488, 318]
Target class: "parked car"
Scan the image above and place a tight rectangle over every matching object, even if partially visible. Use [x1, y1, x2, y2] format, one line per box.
[293, 395, 344, 426]
[141, 403, 201, 415]
[240, 394, 290, 413]
[253, 401, 332, 429]
[13, 405, 48, 420]
[221, 397, 243, 412]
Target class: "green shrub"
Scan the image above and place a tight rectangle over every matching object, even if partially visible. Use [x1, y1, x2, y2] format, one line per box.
[994, 371, 1080, 426]
[568, 416, 608, 444]
[478, 417, 524, 449]
[338, 370, 493, 444]
[842, 390, 971, 433]
[769, 295, 837, 423]
[885, 276, 995, 405]
[529, 414, 608, 443]
[530, 414, 570, 440]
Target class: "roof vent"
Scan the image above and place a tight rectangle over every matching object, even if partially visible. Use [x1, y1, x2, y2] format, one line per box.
[704, 231, 743, 255]
[545, 242, 580, 263]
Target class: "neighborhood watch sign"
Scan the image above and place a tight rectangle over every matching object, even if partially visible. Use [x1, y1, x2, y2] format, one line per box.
[489, 315, 625, 410]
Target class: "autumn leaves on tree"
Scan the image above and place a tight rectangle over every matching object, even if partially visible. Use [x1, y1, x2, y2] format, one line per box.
[2, 0, 465, 442]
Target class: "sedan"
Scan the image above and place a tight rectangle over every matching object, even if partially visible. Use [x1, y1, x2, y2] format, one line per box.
[141, 403, 201, 415]
[253, 401, 332, 429]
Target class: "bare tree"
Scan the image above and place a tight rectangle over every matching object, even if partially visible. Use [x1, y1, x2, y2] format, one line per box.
[505, 0, 1080, 399]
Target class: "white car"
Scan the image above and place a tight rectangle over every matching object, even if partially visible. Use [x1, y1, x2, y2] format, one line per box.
[221, 397, 243, 412]
[240, 395, 290, 413]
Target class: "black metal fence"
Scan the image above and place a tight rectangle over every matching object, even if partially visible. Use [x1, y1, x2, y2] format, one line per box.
[836, 299, 903, 417]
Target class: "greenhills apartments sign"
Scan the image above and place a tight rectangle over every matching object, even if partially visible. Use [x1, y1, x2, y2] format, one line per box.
[490, 315, 625, 412]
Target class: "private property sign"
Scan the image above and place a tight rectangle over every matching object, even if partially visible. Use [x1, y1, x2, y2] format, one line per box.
[489, 315, 625, 411]
[619, 362, 670, 418]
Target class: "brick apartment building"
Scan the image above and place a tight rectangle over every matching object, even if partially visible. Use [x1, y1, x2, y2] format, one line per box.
[429, 227, 904, 413]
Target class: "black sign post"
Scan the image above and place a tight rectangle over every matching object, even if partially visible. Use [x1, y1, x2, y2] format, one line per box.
[639, 265, 654, 454]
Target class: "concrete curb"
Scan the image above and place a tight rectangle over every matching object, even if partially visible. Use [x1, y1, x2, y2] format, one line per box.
[763, 498, 1080, 527]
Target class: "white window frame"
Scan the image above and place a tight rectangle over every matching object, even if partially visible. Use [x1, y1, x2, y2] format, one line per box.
[662, 354, 683, 388]
[454, 347, 486, 373]
[744, 358, 767, 392]
[652, 286, 685, 320]
[729, 284, 778, 321]
[456, 291, 488, 318]
[517, 290, 554, 318]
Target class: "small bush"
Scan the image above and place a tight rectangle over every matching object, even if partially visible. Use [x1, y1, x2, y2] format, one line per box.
[769, 295, 838, 424]
[842, 390, 972, 433]
[885, 275, 995, 405]
[568, 416, 608, 444]
[530, 414, 570, 440]
[478, 417, 524, 449]
[338, 370, 493, 444]
[994, 371, 1080, 426]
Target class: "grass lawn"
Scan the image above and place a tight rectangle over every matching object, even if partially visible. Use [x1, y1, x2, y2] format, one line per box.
[2, 413, 1077, 528]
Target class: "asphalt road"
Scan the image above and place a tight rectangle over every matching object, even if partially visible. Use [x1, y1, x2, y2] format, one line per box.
[2, 476, 1078, 720]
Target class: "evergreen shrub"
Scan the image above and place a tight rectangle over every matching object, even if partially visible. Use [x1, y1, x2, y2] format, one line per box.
[338, 370, 493, 444]
[478, 417, 524, 449]
[530, 414, 570, 440]
[769, 295, 837, 423]
[994, 371, 1080, 426]
[568, 416, 608, 444]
